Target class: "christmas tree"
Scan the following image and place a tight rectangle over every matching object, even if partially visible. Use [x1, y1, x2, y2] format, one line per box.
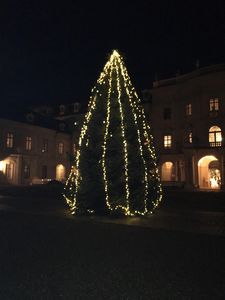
[64, 50, 162, 216]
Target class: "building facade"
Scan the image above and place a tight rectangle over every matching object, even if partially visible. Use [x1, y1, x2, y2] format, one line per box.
[145, 64, 225, 190]
[0, 107, 78, 185]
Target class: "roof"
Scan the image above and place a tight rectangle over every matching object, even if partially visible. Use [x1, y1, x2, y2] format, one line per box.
[0, 104, 71, 133]
[152, 63, 225, 89]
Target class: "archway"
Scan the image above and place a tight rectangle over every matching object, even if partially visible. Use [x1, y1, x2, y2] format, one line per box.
[161, 161, 175, 181]
[198, 155, 220, 189]
[56, 164, 66, 181]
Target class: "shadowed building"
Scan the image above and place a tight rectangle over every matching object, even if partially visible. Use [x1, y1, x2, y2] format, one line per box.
[144, 63, 225, 190]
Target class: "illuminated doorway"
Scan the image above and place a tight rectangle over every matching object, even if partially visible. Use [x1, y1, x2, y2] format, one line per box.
[198, 155, 221, 189]
[161, 161, 175, 181]
[56, 164, 65, 181]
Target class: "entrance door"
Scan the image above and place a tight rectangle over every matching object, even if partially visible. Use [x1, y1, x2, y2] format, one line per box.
[56, 164, 65, 181]
[198, 155, 220, 189]
[161, 162, 175, 181]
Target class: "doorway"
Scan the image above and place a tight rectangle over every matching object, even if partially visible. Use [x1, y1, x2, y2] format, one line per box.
[198, 155, 220, 189]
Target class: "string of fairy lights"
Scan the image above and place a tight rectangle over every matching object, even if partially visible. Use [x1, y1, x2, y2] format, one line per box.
[64, 50, 162, 215]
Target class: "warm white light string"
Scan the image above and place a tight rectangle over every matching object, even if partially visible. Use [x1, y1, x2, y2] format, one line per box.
[64, 50, 162, 215]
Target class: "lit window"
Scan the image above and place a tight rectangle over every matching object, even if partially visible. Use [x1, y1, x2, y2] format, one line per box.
[58, 142, 64, 154]
[209, 126, 222, 147]
[6, 133, 14, 148]
[164, 135, 172, 148]
[25, 136, 32, 150]
[42, 139, 48, 153]
[24, 165, 30, 179]
[209, 98, 219, 111]
[163, 108, 171, 120]
[188, 132, 192, 143]
[186, 103, 192, 116]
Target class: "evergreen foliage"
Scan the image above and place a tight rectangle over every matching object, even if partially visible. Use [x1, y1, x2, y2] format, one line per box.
[64, 50, 162, 216]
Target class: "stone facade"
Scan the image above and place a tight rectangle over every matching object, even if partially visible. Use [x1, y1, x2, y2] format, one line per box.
[0, 113, 73, 185]
[145, 64, 225, 190]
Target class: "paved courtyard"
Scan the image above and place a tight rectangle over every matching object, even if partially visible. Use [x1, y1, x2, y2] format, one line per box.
[0, 187, 224, 299]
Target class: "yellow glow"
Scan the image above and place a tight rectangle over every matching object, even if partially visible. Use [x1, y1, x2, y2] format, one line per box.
[198, 155, 218, 167]
[64, 49, 162, 216]
[165, 162, 173, 169]
[0, 161, 4, 172]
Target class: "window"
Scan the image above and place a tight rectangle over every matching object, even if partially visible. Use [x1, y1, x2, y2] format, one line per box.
[164, 135, 172, 148]
[59, 105, 65, 115]
[41, 165, 47, 179]
[6, 133, 14, 148]
[5, 163, 13, 180]
[42, 139, 48, 153]
[209, 126, 222, 147]
[25, 136, 32, 150]
[163, 108, 171, 120]
[209, 98, 219, 111]
[24, 165, 30, 179]
[58, 142, 64, 154]
[186, 103, 192, 116]
[188, 132, 192, 143]
[59, 123, 65, 131]
[73, 102, 80, 113]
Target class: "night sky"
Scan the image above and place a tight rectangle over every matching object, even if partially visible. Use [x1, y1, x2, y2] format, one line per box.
[1, 1, 225, 108]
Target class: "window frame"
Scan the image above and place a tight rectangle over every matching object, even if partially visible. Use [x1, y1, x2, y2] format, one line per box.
[6, 132, 14, 148]
[186, 103, 192, 116]
[58, 142, 64, 154]
[209, 98, 219, 112]
[164, 135, 172, 149]
[163, 107, 171, 120]
[209, 126, 222, 147]
[25, 136, 32, 151]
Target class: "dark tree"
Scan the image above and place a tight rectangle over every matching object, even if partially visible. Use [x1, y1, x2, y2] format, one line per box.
[64, 50, 162, 216]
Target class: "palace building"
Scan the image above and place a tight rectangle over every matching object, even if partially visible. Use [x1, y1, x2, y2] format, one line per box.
[144, 63, 225, 190]
[1, 64, 225, 190]
[0, 104, 82, 185]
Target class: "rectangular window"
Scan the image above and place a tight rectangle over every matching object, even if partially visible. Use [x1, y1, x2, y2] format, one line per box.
[58, 142, 64, 154]
[24, 165, 30, 179]
[41, 165, 47, 179]
[209, 98, 219, 111]
[42, 139, 48, 153]
[163, 108, 171, 120]
[25, 136, 32, 150]
[59, 105, 65, 115]
[186, 103, 192, 116]
[6, 133, 14, 148]
[5, 163, 13, 180]
[74, 103, 80, 113]
[164, 135, 172, 148]
[188, 132, 192, 143]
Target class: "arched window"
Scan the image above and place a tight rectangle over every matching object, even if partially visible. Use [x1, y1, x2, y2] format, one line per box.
[209, 126, 222, 147]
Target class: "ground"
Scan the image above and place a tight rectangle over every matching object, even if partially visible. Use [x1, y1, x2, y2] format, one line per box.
[0, 185, 225, 299]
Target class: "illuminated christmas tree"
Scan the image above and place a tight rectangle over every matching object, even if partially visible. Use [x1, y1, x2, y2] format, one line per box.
[64, 50, 162, 216]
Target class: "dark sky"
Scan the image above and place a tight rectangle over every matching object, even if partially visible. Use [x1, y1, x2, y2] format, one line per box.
[1, 0, 225, 107]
